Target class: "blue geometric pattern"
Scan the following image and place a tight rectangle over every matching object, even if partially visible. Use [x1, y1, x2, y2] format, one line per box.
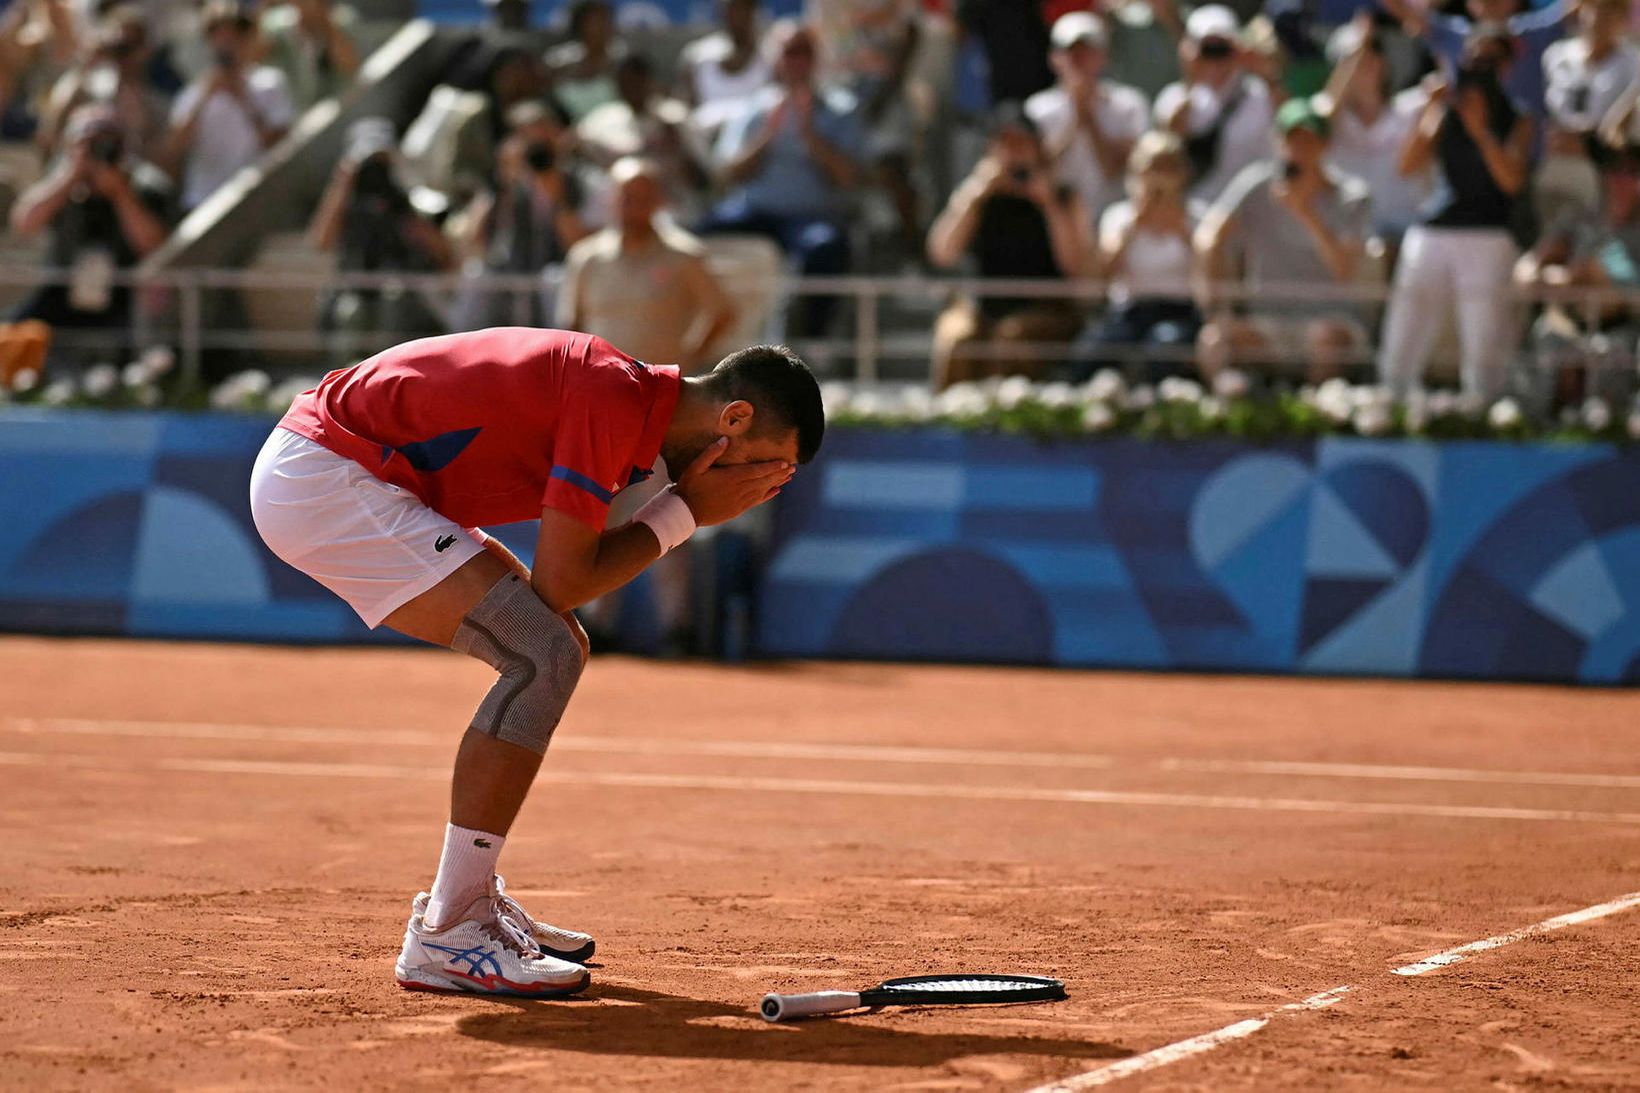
[759, 429, 1640, 684]
[0, 411, 536, 644]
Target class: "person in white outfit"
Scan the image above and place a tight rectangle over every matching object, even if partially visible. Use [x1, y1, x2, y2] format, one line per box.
[1318, 16, 1431, 247]
[162, 2, 294, 212]
[1154, 5, 1278, 205]
[1026, 11, 1150, 231]
[1377, 27, 1533, 401]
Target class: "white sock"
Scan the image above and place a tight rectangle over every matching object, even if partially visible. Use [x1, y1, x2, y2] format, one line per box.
[423, 823, 504, 930]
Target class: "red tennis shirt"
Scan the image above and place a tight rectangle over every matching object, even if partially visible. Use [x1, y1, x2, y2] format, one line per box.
[279, 328, 680, 531]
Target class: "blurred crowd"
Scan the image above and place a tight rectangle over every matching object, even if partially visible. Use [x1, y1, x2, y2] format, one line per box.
[4, 0, 1640, 408]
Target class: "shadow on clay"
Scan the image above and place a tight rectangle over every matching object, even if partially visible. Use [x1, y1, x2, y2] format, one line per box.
[452, 983, 1127, 1067]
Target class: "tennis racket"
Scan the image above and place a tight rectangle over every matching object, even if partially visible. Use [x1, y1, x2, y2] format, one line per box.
[760, 974, 1066, 1022]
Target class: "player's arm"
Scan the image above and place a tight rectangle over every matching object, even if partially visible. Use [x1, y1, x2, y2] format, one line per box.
[530, 440, 791, 613]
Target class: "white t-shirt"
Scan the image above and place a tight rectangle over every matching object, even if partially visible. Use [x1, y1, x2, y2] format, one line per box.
[1326, 88, 1430, 236]
[170, 66, 294, 210]
[1542, 37, 1640, 134]
[1026, 81, 1151, 226]
[685, 32, 774, 105]
[1153, 75, 1274, 204]
[1099, 198, 1196, 304]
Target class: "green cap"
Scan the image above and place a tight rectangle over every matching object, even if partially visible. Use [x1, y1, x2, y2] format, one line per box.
[1276, 96, 1330, 140]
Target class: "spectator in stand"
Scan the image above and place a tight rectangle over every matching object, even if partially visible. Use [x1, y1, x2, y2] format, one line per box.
[162, 2, 294, 213]
[954, 0, 1054, 107]
[0, 0, 83, 140]
[484, 0, 535, 37]
[308, 118, 450, 364]
[1076, 130, 1201, 378]
[451, 101, 591, 329]
[809, 0, 924, 260]
[927, 104, 1092, 388]
[698, 20, 864, 338]
[8, 104, 171, 344]
[561, 158, 736, 379]
[256, 0, 361, 113]
[681, 0, 772, 139]
[402, 44, 549, 199]
[1515, 145, 1640, 404]
[578, 54, 708, 222]
[1380, 0, 1568, 119]
[546, 0, 623, 123]
[559, 158, 737, 656]
[1378, 27, 1533, 400]
[1156, 5, 1280, 204]
[1027, 11, 1150, 233]
[1318, 15, 1431, 246]
[1195, 97, 1371, 381]
[1101, 0, 1185, 102]
[39, 8, 171, 164]
[1536, 0, 1639, 226]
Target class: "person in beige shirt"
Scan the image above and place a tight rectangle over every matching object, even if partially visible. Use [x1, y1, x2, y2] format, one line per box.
[559, 157, 737, 654]
[559, 157, 736, 370]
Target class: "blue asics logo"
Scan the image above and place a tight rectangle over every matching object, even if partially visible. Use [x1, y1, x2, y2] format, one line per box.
[423, 942, 503, 979]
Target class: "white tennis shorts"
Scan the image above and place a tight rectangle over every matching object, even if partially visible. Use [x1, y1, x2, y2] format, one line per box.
[249, 427, 487, 628]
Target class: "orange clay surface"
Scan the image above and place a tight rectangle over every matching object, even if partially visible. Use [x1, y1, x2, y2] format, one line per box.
[1, 635, 1637, 1091]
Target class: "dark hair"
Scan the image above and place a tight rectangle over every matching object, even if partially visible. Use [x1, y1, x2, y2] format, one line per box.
[988, 101, 1041, 143]
[703, 345, 825, 464]
[568, 0, 611, 39]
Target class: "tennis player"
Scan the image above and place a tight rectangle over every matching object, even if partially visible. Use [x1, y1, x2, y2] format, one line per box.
[248, 327, 822, 996]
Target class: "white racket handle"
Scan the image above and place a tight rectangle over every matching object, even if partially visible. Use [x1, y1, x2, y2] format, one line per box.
[760, 990, 863, 1021]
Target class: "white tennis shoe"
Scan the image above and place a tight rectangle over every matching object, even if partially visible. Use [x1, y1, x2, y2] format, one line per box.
[492, 874, 597, 963]
[407, 876, 596, 964]
[396, 880, 590, 997]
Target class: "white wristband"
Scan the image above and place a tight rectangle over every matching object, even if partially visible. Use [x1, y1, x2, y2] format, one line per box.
[633, 488, 697, 555]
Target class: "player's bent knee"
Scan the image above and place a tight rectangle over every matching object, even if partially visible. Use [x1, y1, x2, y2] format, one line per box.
[450, 574, 584, 756]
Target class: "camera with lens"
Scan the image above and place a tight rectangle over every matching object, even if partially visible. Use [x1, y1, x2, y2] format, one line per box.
[89, 132, 124, 165]
[352, 153, 409, 215]
[524, 142, 556, 174]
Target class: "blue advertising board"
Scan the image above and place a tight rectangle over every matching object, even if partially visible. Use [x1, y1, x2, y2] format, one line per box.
[759, 429, 1640, 684]
[5, 411, 1639, 683]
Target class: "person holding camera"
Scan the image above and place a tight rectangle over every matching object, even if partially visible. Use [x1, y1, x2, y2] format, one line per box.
[1377, 27, 1533, 401]
[926, 103, 1092, 389]
[450, 113, 591, 329]
[1075, 130, 1201, 379]
[1155, 5, 1278, 204]
[162, 1, 294, 212]
[1194, 97, 1371, 382]
[308, 118, 452, 364]
[9, 103, 171, 341]
[39, 9, 169, 164]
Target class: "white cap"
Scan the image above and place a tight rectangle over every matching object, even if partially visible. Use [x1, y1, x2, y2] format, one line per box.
[1051, 11, 1108, 51]
[1186, 4, 1240, 42]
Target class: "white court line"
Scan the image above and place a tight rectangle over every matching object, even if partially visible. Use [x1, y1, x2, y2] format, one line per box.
[1, 750, 1639, 825]
[1391, 891, 1640, 975]
[1027, 892, 1640, 1092]
[3, 718, 1117, 770]
[1027, 987, 1353, 1092]
[1160, 758, 1640, 790]
[11, 718, 1640, 790]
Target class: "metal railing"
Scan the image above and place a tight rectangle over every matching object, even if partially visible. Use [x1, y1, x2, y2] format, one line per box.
[3, 264, 1639, 391]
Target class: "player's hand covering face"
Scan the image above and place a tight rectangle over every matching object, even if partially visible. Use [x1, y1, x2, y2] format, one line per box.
[672, 401, 798, 527]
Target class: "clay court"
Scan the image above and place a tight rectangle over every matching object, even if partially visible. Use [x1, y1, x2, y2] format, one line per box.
[2, 635, 1637, 1090]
